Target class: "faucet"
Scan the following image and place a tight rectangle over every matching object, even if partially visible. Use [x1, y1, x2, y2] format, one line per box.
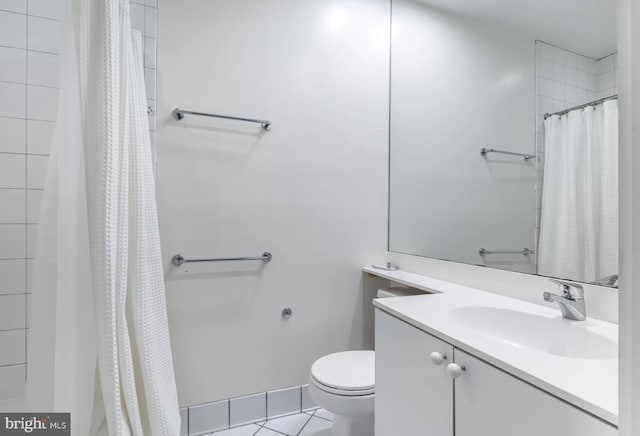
[543, 279, 586, 321]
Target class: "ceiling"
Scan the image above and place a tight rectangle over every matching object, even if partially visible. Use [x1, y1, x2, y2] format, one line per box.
[416, 0, 617, 59]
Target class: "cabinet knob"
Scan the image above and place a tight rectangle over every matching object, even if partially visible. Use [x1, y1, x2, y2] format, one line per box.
[429, 352, 447, 366]
[446, 363, 466, 378]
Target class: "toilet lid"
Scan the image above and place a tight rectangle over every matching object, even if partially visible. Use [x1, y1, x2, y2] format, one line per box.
[311, 350, 375, 392]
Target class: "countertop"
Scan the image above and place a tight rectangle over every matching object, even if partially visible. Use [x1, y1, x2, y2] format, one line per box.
[366, 267, 618, 426]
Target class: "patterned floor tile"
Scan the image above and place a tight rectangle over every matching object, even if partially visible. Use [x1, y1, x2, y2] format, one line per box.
[298, 416, 332, 436]
[261, 413, 312, 436]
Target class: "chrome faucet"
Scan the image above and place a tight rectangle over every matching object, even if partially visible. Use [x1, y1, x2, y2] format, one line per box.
[543, 279, 586, 321]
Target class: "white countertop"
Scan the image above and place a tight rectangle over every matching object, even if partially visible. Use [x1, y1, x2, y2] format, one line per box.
[366, 267, 618, 426]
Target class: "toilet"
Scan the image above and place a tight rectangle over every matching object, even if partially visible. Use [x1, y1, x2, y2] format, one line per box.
[309, 287, 424, 436]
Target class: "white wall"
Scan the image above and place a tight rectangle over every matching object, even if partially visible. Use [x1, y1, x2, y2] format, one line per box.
[157, 0, 389, 406]
[618, 0, 640, 433]
[389, 1, 537, 274]
[0, 0, 158, 400]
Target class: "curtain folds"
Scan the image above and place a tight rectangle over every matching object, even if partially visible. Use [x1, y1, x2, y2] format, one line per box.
[538, 100, 619, 283]
[26, 1, 181, 435]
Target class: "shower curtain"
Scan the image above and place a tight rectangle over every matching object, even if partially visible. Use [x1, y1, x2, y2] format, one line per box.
[26, 1, 180, 435]
[537, 100, 618, 283]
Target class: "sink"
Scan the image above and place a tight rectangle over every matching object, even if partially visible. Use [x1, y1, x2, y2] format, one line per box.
[448, 306, 617, 360]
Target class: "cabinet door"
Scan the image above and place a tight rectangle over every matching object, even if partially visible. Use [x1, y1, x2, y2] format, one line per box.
[454, 349, 617, 436]
[375, 309, 454, 436]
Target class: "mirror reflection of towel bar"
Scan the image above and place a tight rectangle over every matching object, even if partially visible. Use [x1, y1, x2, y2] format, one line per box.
[480, 148, 535, 161]
[172, 252, 272, 266]
[479, 248, 534, 256]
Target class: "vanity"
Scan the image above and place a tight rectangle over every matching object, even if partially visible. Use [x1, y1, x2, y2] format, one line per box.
[368, 268, 617, 436]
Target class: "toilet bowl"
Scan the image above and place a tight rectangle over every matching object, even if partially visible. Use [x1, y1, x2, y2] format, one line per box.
[308, 287, 424, 436]
[309, 350, 375, 436]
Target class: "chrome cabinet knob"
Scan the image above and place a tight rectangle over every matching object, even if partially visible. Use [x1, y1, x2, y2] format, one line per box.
[429, 352, 447, 366]
[446, 363, 466, 378]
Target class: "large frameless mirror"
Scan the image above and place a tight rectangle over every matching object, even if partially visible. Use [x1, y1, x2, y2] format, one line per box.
[389, 0, 619, 287]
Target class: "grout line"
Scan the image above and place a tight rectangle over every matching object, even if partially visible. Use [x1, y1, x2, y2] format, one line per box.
[0, 79, 59, 90]
[24, 0, 29, 373]
[0, 362, 26, 369]
[0, 44, 58, 56]
[294, 413, 313, 436]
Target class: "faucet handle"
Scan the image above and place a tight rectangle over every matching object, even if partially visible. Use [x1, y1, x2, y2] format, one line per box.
[549, 279, 584, 300]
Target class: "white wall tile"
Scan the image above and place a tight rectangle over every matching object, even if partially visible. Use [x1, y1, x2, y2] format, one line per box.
[27, 16, 60, 54]
[0, 259, 25, 294]
[27, 86, 58, 121]
[130, 3, 144, 34]
[28, 0, 63, 20]
[0, 11, 26, 48]
[189, 400, 229, 435]
[0, 364, 25, 399]
[26, 224, 36, 258]
[25, 293, 30, 327]
[144, 6, 156, 38]
[145, 0, 157, 7]
[27, 51, 59, 87]
[0, 189, 25, 223]
[26, 120, 54, 154]
[300, 385, 317, 412]
[267, 386, 301, 419]
[179, 408, 188, 436]
[27, 154, 48, 189]
[26, 190, 42, 223]
[0, 0, 26, 14]
[144, 68, 155, 99]
[552, 80, 564, 100]
[230, 393, 266, 427]
[144, 37, 156, 69]
[0, 117, 26, 153]
[0, 46, 26, 83]
[0, 294, 25, 330]
[0, 153, 25, 188]
[25, 259, 32, 292]
[0, 82, 26, 118]
[0, 329, 25, 365]
[0, 224, 25, 258]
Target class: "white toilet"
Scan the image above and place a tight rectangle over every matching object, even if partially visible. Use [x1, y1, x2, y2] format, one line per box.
[308, 287, 423, 436]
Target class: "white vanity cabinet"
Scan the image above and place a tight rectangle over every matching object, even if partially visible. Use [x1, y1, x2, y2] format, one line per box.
[375, 310, 617, 436]
[375, 308, 454, 436]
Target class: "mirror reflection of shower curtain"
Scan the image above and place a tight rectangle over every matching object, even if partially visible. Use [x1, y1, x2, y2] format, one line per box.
[538, 100, 618, 283]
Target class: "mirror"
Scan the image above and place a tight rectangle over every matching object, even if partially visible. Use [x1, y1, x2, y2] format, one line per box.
[389, 0, 619, 286]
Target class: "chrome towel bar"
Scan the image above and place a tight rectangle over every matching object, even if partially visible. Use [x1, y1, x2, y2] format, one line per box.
[480, 148, 535, 161]
[172, 108, 272, 131]
[172, 252, 272, 266]
[479, 248, 534, 256]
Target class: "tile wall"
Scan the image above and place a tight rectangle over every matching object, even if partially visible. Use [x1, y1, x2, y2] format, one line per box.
[0, 0, 157, 399]
[181, 384, 319, 436]
[534, 41, 618, 248]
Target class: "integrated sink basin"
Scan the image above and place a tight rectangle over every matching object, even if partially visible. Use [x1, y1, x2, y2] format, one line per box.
[448, 306, 617, 360]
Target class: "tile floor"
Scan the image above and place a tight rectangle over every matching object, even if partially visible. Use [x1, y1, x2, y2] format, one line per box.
[209, 409, 334, 436]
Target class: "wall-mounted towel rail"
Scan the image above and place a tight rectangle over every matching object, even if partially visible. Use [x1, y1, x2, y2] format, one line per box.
[172, 252, 272, 266]
[479, 248, 534, 256]
[172, 108, 272, 131]
[480, 148, 535, 161]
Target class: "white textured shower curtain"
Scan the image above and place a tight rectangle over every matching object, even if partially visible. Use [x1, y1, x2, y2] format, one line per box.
[26, 1, 180, 435]
[538, 100, 618, 283]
